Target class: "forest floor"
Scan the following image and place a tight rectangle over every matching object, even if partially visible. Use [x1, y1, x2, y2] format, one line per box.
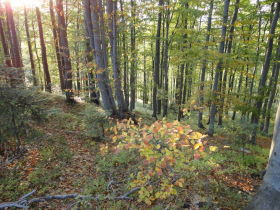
[0, 95, 272, 209]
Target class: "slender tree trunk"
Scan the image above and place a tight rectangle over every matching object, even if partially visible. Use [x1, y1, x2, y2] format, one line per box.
[119, 0, 129, 107]
[251, 2, 280, 144]
[263, 36, 280, 134]
[208, 0, 230, 136]
[107, 0, 127, 113]
[143, 39, 148, 105]
[56, 0, 74, 103]
[36, 7, 51, 93]
[162, 1, 170, 117]
[50, 0, 64, 91]
[218, 0, 240, 125]
[24, 7, 37, 86]
[177, 64, 185, 121]
[130, 0, 136, 111]
[153, 0, 163, 118]
[198, 0, 214, 128]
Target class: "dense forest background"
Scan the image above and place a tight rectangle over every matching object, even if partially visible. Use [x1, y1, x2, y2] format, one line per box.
[1, 0, 280, 209]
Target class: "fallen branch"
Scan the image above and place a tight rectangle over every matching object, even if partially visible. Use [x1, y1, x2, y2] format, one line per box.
[0, 187, 140, 209]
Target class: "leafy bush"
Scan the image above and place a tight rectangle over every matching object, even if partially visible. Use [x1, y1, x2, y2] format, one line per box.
[0, 87, 48, 154]
[83, 105, 110, 139]
[109, 120, 207, 205]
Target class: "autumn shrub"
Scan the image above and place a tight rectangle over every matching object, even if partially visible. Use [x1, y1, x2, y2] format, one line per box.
[109, 119, 210, 205]
[0, 86, 48, 155]
[83, 104, 110, 139]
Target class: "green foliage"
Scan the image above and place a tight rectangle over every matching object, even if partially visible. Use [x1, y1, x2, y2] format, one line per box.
[83, 105, 110, 138]
[0, 87, 48, 153]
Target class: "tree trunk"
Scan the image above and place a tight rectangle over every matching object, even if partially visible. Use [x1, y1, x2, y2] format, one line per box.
[162, 0, 170, 117]
[107, 0, 127, 113]
[218, 0, 240, 125]
[24, 7, 37, 86]
[247, 101, 280, 209]
[36, 7, 51, 93]
[208, 0, 230, 136]
[4, 1, 24, 84]
[250, 2, 280, 144]
[0, 4, 12, 67]
[198, 0, 213, 128]
[56, 0, 74, 103]
[130, 0, 136, 111]
[50, 0, 64, 91]
[82, 0, 99, 105]
[153, 0, 163, 118]
[89, 0, 116, 112]
[263, 36, 280, 134]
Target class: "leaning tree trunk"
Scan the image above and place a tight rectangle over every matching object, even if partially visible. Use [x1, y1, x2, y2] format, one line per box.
[24, 7, 37, 86]
[56, 0, 74, 103]
[208, 0, 230, 136]
[250, 2, 280, 144]
[107, 0, 127, 113]
[36, 7, 52, 93]
[247, 101, 280, 209]
[198, 0, 213, 128]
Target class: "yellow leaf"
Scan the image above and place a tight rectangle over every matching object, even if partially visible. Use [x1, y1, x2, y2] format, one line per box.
[209, 146, 218, 152]
[194, 142, 203, 150]
[189, 132, 203, 140]
[156, 144, 161, 149]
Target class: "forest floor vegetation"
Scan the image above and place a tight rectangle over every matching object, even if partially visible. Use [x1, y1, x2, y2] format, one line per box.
[0, 94, 271, 209]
